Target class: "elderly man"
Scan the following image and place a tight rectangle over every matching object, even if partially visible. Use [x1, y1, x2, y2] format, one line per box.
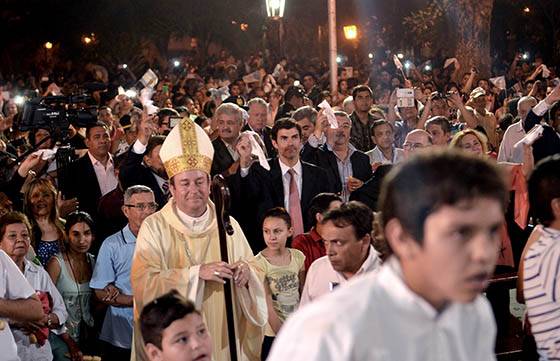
[91, 185, 157, 361]
[403, 129, 433, 159]
[302, 111, 372, 202]
[211, 103, 244, 177]
[243, 98, 276, 158]
[300, 201, 381, 306]
[131, 116, 267, 361]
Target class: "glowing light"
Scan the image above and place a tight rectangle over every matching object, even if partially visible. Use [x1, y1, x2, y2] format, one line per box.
[397, 53, 404, 59]
[523, 7, 530, 13]
[336, 56, 342, 64]
[424, 64, 432, 71]
[14, 95, 25, 105]
[343, 25, 358, 40]
[368, 53, 374, 59]
[404, 61, 412, 70]
[173, 60, 181, 67]
[122, 64, 128, 69]
[44, 42, 53, 50]
[266, 0, 285, 18]
[240, 23, 249, 31]
[82, 36, 92, 45]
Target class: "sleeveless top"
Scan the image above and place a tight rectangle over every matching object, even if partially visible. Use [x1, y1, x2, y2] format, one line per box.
[36, 240, 60, 267]
[53, 253, 95, 341]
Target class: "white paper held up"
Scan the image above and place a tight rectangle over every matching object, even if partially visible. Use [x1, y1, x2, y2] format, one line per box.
[318, 100, 338, 129]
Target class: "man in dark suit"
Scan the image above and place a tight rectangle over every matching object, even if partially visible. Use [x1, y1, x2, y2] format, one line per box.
[210, 103, 244, 177]
[65, 121, 118, 228]
[119, 122, 168, 209]
[243, 97, 276, 158]
[301, 111, 372, 201]
[232, 119, 333, 251]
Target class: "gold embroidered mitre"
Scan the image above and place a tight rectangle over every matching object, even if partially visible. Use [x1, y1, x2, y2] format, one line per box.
[159, 116, 214, 178]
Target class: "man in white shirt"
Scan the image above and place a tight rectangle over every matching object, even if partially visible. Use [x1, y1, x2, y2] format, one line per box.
[300, 201, 381, 306]
[498, 96, 537, 162]
[0, 249, 44, 361]
[268, 149, 507, 361]
[365, 119, 404, 169]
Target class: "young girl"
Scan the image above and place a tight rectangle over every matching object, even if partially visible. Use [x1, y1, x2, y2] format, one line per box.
[255, 207, 305, 361]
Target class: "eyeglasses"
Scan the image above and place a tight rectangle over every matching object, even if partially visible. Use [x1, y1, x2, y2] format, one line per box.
[403, 142, 429, 150]
[124, 203, 158, 211]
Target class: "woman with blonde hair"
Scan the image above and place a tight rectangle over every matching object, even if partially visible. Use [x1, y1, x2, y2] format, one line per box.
[23, 178, 66, 267]
[449, 128, 490, 157]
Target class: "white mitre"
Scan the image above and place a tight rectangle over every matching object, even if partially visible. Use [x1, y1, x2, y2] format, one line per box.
[159, 116, 215, 178]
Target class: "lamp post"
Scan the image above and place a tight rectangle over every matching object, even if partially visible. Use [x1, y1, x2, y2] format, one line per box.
[328, 0, 337, 95]
[265, 0, 286, 57]
[343, 24, 359, 66]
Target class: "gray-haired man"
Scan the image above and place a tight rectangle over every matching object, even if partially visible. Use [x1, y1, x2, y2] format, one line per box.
[90, 185, 156, 361]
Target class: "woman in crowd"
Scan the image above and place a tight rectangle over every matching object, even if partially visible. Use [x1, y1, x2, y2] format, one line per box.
[46, 211, 95, 353]
[23, 178, 65, 267]
[0, 211, 81, 361]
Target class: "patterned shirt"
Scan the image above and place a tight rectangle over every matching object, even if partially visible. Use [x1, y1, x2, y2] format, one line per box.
[523, 225, 560, 359]
[350, 112, 376, 152]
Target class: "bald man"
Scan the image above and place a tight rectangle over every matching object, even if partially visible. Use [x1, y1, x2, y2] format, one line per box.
[497, 96, 537, 163]
[403, 129, 433, 159]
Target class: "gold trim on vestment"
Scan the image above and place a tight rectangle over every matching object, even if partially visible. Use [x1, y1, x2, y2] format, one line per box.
[163, 117, 213, 178]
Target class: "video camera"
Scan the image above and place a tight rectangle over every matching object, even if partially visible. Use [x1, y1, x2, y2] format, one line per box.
[19, 94, 98, 141]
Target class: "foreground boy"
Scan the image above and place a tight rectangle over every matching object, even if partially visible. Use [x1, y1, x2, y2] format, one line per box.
[140, 290, 212, 361]
[267, 149, 507, 361]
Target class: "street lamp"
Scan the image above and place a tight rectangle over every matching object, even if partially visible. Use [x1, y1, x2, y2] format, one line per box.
[343, 25, 358, 40]
[44, 42, 53, 50]
[82, 36, 92, 45]
[266, 0, 285, 19]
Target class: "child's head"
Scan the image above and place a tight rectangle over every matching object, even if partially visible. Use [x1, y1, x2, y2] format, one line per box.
[141, 290, 212, 361]
[528, 154, 560, 228]
[379, 149, 507, 309]
[262, 207, 293, 250]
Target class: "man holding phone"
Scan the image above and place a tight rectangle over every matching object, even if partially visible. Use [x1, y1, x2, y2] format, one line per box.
[156, 108, 180, 135]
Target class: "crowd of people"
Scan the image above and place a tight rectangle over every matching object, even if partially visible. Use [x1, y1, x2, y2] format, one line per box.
[0, 46, 559, 361]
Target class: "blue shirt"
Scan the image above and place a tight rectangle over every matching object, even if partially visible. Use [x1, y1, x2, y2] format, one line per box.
[90, 225, 136, 349]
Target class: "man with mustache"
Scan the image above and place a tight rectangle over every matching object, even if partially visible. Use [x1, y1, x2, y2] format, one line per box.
[268, 150, 507, 361]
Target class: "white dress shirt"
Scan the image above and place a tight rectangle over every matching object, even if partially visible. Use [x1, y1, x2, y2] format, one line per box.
[498, 100, 552, 162]
[0, 250, 36, 361]
[300, 245, 381, 306]
[268, 257, 497, 361]
[88, 151, 118, 196]
[366, 146, 404, 165]
[278, 159, 303, 212]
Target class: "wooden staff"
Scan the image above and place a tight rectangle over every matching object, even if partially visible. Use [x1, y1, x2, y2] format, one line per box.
[211, 174, 237, 361]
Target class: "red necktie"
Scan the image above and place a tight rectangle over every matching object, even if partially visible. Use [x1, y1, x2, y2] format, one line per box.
[288, 168, 304, 236]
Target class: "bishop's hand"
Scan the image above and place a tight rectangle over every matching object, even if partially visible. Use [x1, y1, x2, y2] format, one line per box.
[200, 261, 234, 284]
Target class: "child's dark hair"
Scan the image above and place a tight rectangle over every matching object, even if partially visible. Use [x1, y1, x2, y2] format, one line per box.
[263, 207, 292, 228]
[379, 149, 507, 244]
[528, 154, 560, 226]
[140, 290, 200, 349]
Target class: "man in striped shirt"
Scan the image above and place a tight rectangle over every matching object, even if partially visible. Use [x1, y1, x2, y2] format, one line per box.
[523, 155, 560, 360]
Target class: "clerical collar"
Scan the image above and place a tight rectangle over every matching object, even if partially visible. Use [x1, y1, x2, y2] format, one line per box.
[176, 205, 210, 231]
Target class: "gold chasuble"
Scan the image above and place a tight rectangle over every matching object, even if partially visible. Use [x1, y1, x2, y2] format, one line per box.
[131, 200, 267, 361]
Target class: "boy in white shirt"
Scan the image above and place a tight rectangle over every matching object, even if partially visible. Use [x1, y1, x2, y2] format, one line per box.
[268, 149, 507, 361]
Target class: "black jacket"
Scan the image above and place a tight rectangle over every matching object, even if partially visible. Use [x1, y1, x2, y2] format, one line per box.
[301, 143, 372, 193]
[65, 154, 102, 220]
[227, 158, 333, 252]
[241, 123, 277, 159]
[524, 109, 560, 163]
[119, 148, 167, 209]
[211, 138, 236, 177]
